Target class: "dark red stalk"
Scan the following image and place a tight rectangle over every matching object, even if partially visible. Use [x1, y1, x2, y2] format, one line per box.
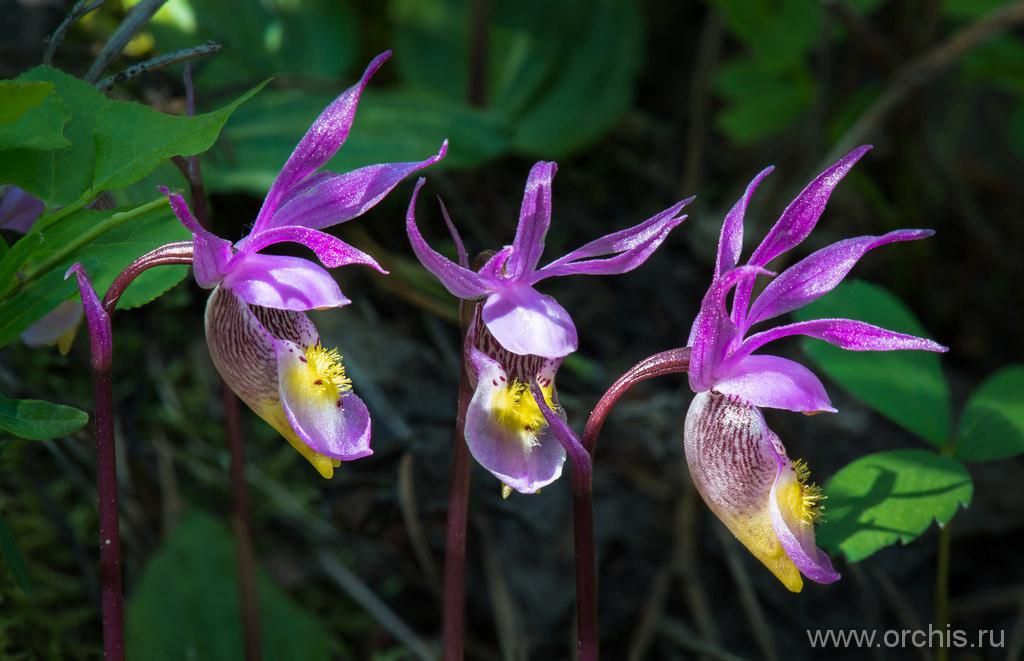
[443, 301, 476, 661]
[534, 347, 692, 660]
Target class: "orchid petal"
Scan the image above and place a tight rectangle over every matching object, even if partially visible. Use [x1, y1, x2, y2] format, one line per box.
[714, 354, 835, 413]
[20, 300, 83, 351]
[275, 339, 372, 461]
[688, 266, 772, 392]
[685, 391, 818, 592]
[161, 187, 232, 288]
[481, 285, 577, 359]
[204, 287, 345, 478]
[406, 178, 490, 299]
[222, 253, 348, 311]
[531, 197, 690, 281]
[732, 145, 871, 326]
[0, 186, 43, 233]
[505, 161, 556, 281]
[269, 141, 448, 230]
[769, 454, 841, 585]
[234, 225, 386, 273]
[717, 167, 773, 278]
[737, 318, 948, 361]
[464, 348, 566, 493]
[746, 229, 933, 327]
[439, 195, 469, 268]
[253, 51, 391, 232]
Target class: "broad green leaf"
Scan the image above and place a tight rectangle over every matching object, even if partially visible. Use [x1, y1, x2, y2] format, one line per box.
[955, 366, 1024, 461]
[794, 280, 951, 447]
[713, 0, 820, 73]
[91, 80, 268, 193]
[0, 515, 32, 594]
[143, 0, 358, 91]
[0, 67, 108, 206]
[0, 392, 88, 441]
[819, 449, 973, 562]
[0, 201, 189, 347]
[128, 511, 331, 660]
[393, 0, 643, 158]
[203, 89, 508, 193]
[714, 58, 816, 144]
[117, 264, 189, 309]
[0, 81, 70, 151]
[0, 81, 53, 123]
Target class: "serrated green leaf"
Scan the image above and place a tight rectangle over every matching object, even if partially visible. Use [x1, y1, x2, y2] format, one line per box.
[91, 80, 268, 193]
[955, 366, 1024, 461]
[0, 516, 32, 594]
[0, 81, 70, 151]
[0, 392, 88, 441]
[819, 449, 973, 562]
[0, 200, 189, 347]
[203, 89, 507, 193]
[117, 264, 189, 310]
[794, 280, 951, 447]
[0, 67, 108, 206]
[128, 511, 331, 660]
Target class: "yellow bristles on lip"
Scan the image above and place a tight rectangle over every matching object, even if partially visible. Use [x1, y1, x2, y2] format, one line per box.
[490, 380, 557, 437]
[791, 458, 825, 525]
[303, 343, 352, 397]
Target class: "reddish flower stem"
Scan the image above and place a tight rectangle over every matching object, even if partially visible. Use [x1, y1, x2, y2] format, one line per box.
[91, 322, 123, 661]
[541, 347, 691, 660]
[443, 301, 477, 661]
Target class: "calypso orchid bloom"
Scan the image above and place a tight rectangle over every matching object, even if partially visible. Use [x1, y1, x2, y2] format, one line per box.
[164, 51, 446, 479]
[1, 185, 83, 352]
[408, 161, 691, 494]
[684, 145, 947, 592]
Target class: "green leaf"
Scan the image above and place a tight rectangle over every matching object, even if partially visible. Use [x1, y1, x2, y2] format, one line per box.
[0, 67, 109, 206]
[145, 0, 358, 91]
[0, 392, 88, 441]
[91, 80, 268, 193]
[203, 89, 507, 193]
[0, 80, 53, 123]
[713, 0, 821, 73]
[0, 515, 32, 594]
[393, 0, 643, 158]
[0, 200, 189, 347]
[819, 449, 973, 562]
[794, 280, 951, 447]
[714, 58, 816, 144]
[117, 265, 189, 310]
[955, 366, 1024, 461]
[0, 81, 71, 151]
[128, 511, 331, 660]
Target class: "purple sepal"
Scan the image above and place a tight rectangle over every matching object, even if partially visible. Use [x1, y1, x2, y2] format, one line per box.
[253, 50, 392, 233]
[745, 229, 934, 328]
[270, 141, 448, 230]
[531, 197, 691, 281]
[20, 300, 83, 348]
[716, 167, 772, 278]
[162, 187, 232, 288]
[0, 186, 44, 234]
[231, 225, 386, 273]
[688, 266, 773, 392]
[732, 145, 871, 326]
[406, 178, 489, 299]
[65, 264, 111, 370]
[222, 253, 349, 311]
[505, 161, 556, 280]
[737, 318, 949, 359]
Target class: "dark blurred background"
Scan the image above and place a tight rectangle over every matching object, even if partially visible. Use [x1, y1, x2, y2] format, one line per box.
[1, 0, 1022, 659]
